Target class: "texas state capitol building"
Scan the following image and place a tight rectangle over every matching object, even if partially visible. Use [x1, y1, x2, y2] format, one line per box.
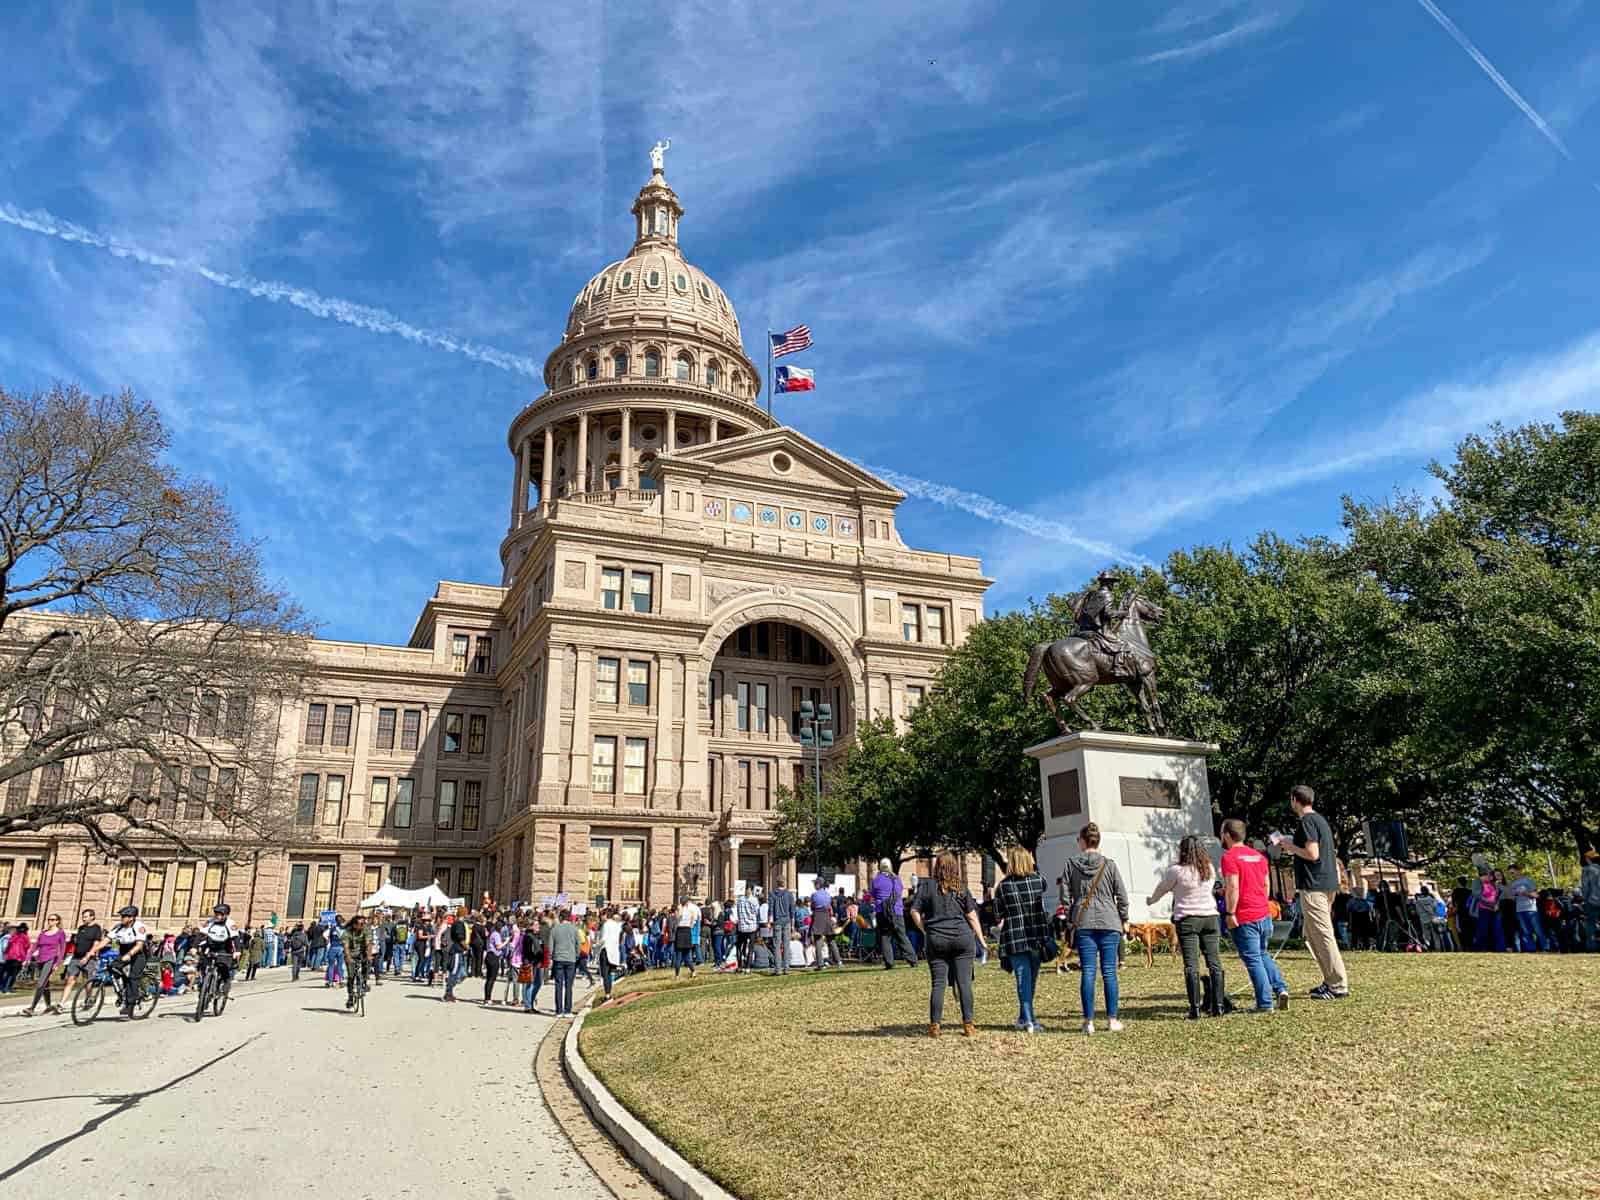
[9, 163, 990, 927]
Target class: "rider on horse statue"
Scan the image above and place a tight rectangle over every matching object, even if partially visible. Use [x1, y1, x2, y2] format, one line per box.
[1071, 570, 1136, 678]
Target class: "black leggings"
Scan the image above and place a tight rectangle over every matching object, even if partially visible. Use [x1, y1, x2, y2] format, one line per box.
[483, 952, 500, 1001]
[926, 932, 976, 1024]
[1175, 915, 1225, 1009]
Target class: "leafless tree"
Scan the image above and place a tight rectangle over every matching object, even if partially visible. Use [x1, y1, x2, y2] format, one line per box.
[0, 384, 310, 864]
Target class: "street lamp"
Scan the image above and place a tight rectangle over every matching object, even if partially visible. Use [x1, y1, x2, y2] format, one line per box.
[798, 699, 833, 880]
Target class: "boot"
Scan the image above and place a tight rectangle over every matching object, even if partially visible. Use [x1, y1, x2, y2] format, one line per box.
[928, 1022, 941, 1039]
[1200, 974, 1218, 1016]
[963, 1022, 978, 1038]
[1208, 969, 1229, 1016]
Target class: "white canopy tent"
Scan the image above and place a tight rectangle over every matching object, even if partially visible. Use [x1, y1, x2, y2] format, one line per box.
[358, 880, 465, 911]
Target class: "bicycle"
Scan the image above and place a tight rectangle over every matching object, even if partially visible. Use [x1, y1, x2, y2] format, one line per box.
[347, 962, 370, 1017]
[193, 954, 232, 1021]
[70, 952, 158, 1025]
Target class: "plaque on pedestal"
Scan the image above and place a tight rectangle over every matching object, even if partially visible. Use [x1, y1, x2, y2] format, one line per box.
[1026, 730, 1219, 923]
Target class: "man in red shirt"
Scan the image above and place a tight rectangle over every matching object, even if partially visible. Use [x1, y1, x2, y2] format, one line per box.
[1221, 819, 1289, 1013]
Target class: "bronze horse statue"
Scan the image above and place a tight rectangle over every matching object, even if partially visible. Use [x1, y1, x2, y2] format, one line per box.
[1023, 592, 1168, 736]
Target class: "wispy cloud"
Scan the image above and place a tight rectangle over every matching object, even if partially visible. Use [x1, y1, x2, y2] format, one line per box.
[1412, 0, 1600, 191]
[1139, 10, 1287, 66]
[0, 202, 543, 377]
[860, 463, 1145, 564]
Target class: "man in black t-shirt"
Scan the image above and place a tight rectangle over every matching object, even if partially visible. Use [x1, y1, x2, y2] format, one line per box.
[61, 909, 104, 1010]
[1278, 786, 1349, 999]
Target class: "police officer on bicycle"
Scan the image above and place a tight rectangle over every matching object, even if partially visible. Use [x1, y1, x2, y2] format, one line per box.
[199, 903, 240, 994]
[98, 905, 149, 1019]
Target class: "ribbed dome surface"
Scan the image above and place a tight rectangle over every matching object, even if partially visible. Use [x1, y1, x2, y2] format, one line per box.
[564, 248, 741, 348]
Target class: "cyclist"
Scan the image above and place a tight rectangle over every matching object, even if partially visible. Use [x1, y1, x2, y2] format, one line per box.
[94, 905, 149, 1019]
[59, 908, 103, 1012]
[198, 903, 240, 997]
[343, 914, 372, 1010]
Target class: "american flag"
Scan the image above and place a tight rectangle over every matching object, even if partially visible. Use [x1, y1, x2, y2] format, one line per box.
[770, 325, 813, 358]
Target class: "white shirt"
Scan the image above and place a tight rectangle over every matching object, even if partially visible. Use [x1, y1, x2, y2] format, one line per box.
[1511, 875, 1538, 913]
[108, 920, 149, 948]
[600, 918, 623, 962]
[677, 903, 700, 930]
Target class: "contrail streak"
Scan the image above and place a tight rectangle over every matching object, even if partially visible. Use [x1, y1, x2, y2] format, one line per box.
[0, 202, 544, 377]
[860, 463, 1145, 564]
[1, 199, 1130, 558]
[1413, 0, 1600, 192]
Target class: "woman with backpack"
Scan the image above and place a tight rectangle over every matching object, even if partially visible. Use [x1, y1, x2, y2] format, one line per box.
[1063, 822, 1130, 1034]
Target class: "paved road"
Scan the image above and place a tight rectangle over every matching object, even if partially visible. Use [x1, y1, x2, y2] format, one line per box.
[0, 966, 609, 1199]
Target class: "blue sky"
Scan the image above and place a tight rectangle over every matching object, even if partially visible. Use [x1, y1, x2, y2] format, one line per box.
[4, 1, 1600, 643]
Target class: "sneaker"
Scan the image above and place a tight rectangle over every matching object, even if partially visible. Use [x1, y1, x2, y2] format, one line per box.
[1275, 991, 1290, 1011]
[18, 1008, 34, 1018]
[1107, 1018, 1124, 1033]
[1309, 985, 1337, 1001]
[1030, 1021, 1045, 1034]
[1014, 1019, 1030, 1032]
[1082, 1020, 1095, 1035]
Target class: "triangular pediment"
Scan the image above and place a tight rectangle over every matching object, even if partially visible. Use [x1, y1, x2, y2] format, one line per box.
[656, 426, 903, 499]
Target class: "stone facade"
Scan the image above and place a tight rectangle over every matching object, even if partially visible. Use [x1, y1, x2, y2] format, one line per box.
[1, 167, 990, 927]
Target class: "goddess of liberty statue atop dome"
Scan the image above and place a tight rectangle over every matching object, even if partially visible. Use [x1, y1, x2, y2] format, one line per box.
[650, 138, 671, 172]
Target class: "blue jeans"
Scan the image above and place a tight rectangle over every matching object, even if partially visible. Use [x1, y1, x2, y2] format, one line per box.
[1074, 929, 1120, 1022]
[390, 944, 404, 974]
[1232, 918, 1287, 1009]
[324, 947, 344, 984]
[552, 961, 576, 1014]
[523, 966, 543, 1009]
[1515, 911, 1544, 952]
[1008, 951, 1041, 1026]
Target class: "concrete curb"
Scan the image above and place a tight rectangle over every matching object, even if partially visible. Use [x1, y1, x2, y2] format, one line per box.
[563, 1004, 737, 1200]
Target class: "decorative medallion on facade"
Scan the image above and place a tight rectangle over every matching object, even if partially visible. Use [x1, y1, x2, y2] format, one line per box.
[838, 518, 855, 537]
[759, 506, 779, 526]
[732, 502, 752, 524]
[786, 511, 804, 529]
[704, 498, 724, 518]
[812, 515, 830, 534]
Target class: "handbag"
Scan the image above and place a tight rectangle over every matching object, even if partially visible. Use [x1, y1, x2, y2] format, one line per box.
[516, 962, 533, 984]
[1063, 859, 1111, 946]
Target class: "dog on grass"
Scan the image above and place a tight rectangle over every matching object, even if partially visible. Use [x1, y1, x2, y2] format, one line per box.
[1123, 921, 1180, 967]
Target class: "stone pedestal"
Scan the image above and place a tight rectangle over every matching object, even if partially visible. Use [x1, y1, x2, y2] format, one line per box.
[1026, 730, 1219, 923]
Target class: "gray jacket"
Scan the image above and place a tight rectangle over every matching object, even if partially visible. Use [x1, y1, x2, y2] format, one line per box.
[548, 922, 581, 965]
[768, 887, 796, 926]
[1063, 851, 1129, 932]
[1581, 862, 1600, 908]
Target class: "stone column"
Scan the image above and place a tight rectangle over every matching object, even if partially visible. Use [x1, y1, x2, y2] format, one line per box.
[679, 654, 702, 809]
[620, 407, 633, 489]
[565, 646, 594, 805]
[346, 701, 371, 837]
[709, 416, 720, 444]
[537, 655, 565, 805]
[651, 652, 673, 808]
[665, 408, 676, 457]
[510, 437, 525, 528]
[724, 835, 743, 898]
[576, 412, 590, 495]
[540, 425, 553, 510]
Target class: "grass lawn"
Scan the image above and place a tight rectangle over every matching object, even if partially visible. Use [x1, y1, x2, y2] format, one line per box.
[581, 950, 1600, 1200]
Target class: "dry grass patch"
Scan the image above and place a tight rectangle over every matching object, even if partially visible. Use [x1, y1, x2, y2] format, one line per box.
[582, 952, 1600, 1200]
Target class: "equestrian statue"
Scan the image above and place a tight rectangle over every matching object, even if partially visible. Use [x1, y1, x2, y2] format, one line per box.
[1022, 571, 1168, 736]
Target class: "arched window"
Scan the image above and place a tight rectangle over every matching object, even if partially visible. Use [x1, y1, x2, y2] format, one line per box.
[705, 361, 719, 388]
[613, 352, 628, 378]
[586, 358, 598, 381]
[644, 351, 661, 378]
[733, 371, 743, 396]
[675, 354, 692, 381]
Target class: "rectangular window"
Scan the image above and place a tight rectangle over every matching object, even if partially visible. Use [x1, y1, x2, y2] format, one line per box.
[197, 692, 221, 737]
[394, 778, 414, 828]
[5, 770, 29, 812]
[757, 761, 771, 810]
[368, 777, 389, 828]
[187, 767, 209, 820]
[617, 839, 645, 903]
[0, 861, 11, 912]
[442, 712, 463, 754]
[141, 862, 166, 917]
[756, 623, 770, 656]
[451, 633, 470, 673]
[375, 707, 396, 750]
[462, 779, 482, 831]
[316, 775, 341, 825]
[472, 636, 493, 674]
[296, 773, 318, 825]
[388, 865, 408, 888]
[630, 571, 653, 614]
[737, 626, 751, 654]
[158, 769, 178, 820]
[596, 657, 620, 703]
[400, 710, 421, 751]
[436, 780, 457, 829]
[901, 604, 921, 643]
[306, 702, 327, 745]
[791, 686, 803, 739]
[172, 862, 196, 917]
[601, 567, 623, 610]
[362, 865, 382, 898]
[38, 762, 64, 805]
[214, 768, 236, 821]
[738, 759, 751, 809]
[707, 756, 720, 809]
[200, 863, 226, 912]
[311, 864, 334, 914]
[330, 704, 353, 748]
[592, 736, 617, 793]
[225, 693, 248, 742]
[627, 660, 650, 706]
[737, 682, 749, 732]
[588, 838, 612, 903]
[793, 763, 806, 794]
[754, 683, 769, 733]
[456, 867, 475, 901]
[623, 738, 648, 795]
[20, 858, 46, 916]
[467, 713, 487, 756]
[905, 685, 925, 714]
[707, 675, 719, 730]
[112, 862, 136, 911]
[833, 687, 842, 733]
[286, 864, 310, 919]
[926, 607, 946, 645]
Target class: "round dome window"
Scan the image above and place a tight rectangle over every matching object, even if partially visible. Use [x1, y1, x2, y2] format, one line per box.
[607, 427, 621, 442]
[771, 452, 793, 474]
[674, 273, 689, 292]
[640, 425, 658, 442]
[699, 281, 712, 301]
[618, 270, 633, 289]
[646, 269, 661, 289]
[596, 276, 608, 293]
[676, 429, 692, 445]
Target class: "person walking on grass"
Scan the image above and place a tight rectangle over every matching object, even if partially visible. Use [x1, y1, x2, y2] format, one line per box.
[1221, 819, 1288, 1013]
[808, 880, 837, 971]
[910, 851, 985, 1039]
[674, 895, 700, 979]
[871, 859, 918, 969]
[1064, 822, 1129, 1034]
[995, 847, 1048, 1033]
[1150, 835, 1229, 1020]
[1276, 786, 1349, 999]
[768, 879, 795, 977]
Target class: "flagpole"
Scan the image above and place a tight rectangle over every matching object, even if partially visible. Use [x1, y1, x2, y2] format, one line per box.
[766, 327, 774, 419]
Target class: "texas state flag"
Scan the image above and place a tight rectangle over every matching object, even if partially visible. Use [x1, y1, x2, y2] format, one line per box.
[776, 365, 815, 392]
